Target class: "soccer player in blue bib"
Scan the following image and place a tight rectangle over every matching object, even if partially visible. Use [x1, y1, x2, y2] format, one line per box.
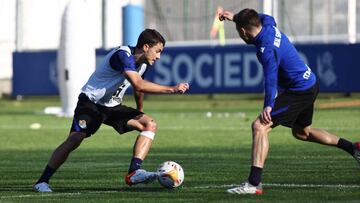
[34, 29, 189, 192]
[220, 8, 360, 195]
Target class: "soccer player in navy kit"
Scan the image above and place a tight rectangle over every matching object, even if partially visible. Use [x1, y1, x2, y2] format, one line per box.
[34, 29, 189, 192]
[220, 8, 360, 195]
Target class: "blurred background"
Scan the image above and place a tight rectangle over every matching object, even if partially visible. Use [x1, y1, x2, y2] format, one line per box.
[0, 0, 359, 100]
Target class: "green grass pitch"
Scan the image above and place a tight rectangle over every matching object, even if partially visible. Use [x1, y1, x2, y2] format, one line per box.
[0, 94, 359, 202]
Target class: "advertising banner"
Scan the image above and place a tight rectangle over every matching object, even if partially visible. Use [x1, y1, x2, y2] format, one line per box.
[12, 44, 360, 96]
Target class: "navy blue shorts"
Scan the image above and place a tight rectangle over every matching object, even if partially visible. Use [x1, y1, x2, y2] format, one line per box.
[271, 82, 319, 128]
[70, 93, 143, 137]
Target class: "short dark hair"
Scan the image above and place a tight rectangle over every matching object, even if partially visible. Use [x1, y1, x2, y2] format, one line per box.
[136, 29, 166, 48]
[233, 8, 261, 28]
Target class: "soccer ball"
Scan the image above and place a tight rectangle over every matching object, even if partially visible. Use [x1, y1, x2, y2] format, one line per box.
[157, 161, 184, 188]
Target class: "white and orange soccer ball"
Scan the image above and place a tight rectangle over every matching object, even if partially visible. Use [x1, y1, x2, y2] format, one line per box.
[157, 161, 184, 188]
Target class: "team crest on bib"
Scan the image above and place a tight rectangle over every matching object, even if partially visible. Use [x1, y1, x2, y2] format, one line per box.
[79, 120, 87, 129]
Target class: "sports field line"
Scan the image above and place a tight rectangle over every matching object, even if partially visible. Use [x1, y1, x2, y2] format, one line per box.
[1, 183, 359, 199]
[0, 190, 118, 199]
[194, 183, 360, 189]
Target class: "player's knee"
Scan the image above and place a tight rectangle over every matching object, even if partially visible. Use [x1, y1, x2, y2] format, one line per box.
[251, 119, 267, 135]
[68, 132, 86, 146]
[139, 117, 157, 140]
[291, 127, 309, 141]
[144, 118, 157, 132]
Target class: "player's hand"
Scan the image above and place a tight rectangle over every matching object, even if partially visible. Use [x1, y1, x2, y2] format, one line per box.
[260, 106, 272, 125]
[174, 83, 190, 94]
[219, 10, 234, 21]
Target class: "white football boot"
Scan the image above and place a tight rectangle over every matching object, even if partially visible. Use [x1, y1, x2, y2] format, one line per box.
[227, 181, 263, 195]
[125, 169, 159, 186]
[353, 142, 360, 165]
[33, 182, 53, 192]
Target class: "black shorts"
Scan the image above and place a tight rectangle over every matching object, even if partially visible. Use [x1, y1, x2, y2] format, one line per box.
[70, 93, 144, 137]
[271, 82, 319, 128]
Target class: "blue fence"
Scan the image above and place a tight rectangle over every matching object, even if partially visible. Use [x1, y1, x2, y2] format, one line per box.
[12, 43, 360, 96]
[13, 50, 58, 95]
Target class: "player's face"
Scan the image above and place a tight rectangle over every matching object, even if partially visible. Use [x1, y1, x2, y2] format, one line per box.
[144, 42, 164, 65]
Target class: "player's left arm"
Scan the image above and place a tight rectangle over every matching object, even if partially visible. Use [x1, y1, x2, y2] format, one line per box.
[133, 90, 144, 112]
[134, 68, 149, 112]
[258, 47, 279, 124]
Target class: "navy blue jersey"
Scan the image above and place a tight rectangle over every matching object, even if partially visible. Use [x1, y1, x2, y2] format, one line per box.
[253, 14, 316, 108]
[109, 46, 136, 72]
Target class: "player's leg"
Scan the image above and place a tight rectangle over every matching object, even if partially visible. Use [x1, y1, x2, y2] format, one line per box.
[34, 131, 88, 192]
[290, 99, 341, 145]
[34, 93, 103, 192]
[48, 132, 87, 169]
[124, 114, 158, 185]
[227, 90, 301, 195]
[292, 125, 340, 145]
[127, 114, 157, 161]
[227, 117, 271, 195]
[292, 125, 360, 164]
[291, 94, 359, 164]
[251, 118, 272, 168]
[104, 104, 158, 186]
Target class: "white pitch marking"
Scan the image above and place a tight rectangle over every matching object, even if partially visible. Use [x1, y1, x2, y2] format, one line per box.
[193, 183, 360, 189]
[0, 190, 119, 199]
[2, 183, 359, 199]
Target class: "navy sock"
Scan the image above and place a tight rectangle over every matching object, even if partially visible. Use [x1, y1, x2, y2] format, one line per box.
[128, 157, 143, 173]
[36, 165, 55, 184]
[248, 166, 263, 186]
[337, 138, 354, 155]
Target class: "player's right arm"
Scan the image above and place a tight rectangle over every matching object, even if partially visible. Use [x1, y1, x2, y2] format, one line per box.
[124, 71, 189, 94]
[219, 10, 234, 21]
[111, 48, 189, 94]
